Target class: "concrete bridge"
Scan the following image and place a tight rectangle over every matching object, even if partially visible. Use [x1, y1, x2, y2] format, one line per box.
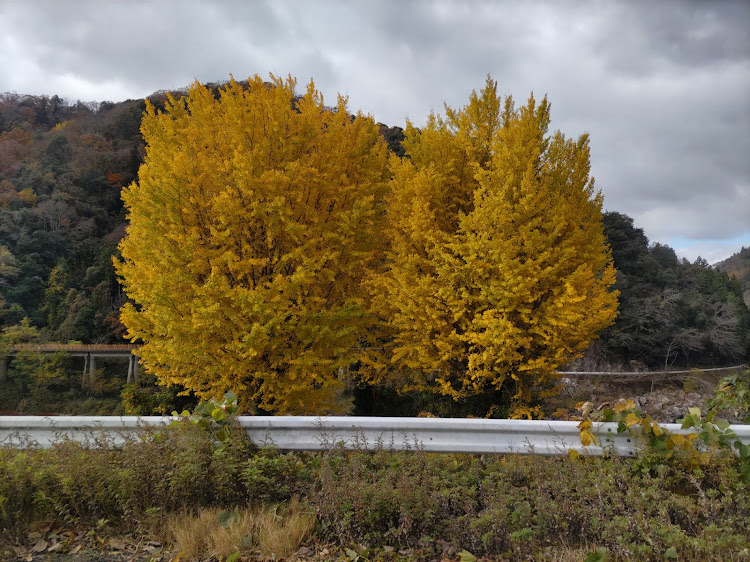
[0, 344, 142, 387]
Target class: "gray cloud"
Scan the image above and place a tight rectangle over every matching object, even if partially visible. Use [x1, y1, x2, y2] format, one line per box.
[1, 0, 748, 262]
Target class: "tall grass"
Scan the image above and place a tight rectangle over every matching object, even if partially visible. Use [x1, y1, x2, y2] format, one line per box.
[169, 497, 314, 560]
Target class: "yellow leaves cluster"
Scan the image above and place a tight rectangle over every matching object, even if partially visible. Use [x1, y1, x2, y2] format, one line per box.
[116, 75, 388, 413]
[366, 76, 619, 413]
[577, 419, 597, 447]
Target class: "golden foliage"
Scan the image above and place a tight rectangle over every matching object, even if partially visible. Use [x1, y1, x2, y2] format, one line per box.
[118, 73, 617, 416]
[365, 76, 618, 414]
[116, 75, 388, 413]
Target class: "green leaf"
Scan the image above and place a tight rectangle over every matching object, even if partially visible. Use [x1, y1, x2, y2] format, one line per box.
[226, 550, 240, 562]
[212, 408, 227, 422]
[218, 509, 234, 528]
[224, 390, 237, 403]
[458, 549, 477, 562]
[217, 426, 229, 443]
[584, 549, 606, 562]
[664, 546, 678, 559]
[715, 419, 730, 431]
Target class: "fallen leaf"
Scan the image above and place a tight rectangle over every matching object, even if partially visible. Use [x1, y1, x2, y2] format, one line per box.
[48, 542, 64, 553]
[458, 549, 477, 562]
[108, 538, 127, 550]
[31, 539, 48, 552]
[69, 544, 82, 554]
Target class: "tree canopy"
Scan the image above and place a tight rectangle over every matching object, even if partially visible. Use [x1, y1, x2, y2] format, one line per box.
[116, 76, 389, 414]
[365, 77, 619, 416]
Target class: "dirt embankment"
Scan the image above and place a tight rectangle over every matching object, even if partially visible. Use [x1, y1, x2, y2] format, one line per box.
[558, 370, 747, 424]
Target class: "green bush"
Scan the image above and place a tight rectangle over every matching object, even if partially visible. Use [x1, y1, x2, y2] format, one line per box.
[120, 381, 197, 415]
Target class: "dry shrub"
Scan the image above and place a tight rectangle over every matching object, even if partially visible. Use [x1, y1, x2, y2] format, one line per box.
[169, 497, 314, 560]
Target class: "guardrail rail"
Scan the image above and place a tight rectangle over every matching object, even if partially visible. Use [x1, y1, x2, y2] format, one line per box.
[2, 416, 749, 457]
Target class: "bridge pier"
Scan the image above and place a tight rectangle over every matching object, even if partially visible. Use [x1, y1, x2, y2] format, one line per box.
[127, 354, 140, 384]
[82, 355, 89, 388]
[89, 354, 96, 385]
[81, 354, 98, 388]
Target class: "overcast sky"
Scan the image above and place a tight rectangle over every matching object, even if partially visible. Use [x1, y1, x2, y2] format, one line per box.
[1, 0, 748, 263]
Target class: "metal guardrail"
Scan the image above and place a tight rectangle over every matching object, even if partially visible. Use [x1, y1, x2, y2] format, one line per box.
[558, 363, 748, 377]
[2, 416, 749, 456]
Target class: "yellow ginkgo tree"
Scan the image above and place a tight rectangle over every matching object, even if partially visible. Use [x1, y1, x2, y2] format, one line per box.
[366, 77, 619, 416]
[116, 75, 388, 414]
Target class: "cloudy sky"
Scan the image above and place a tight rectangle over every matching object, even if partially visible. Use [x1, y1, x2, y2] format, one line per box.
[1, 0, 748, 263]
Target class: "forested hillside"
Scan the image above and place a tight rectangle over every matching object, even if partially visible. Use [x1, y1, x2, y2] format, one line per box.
[593, 213, 749, 369]
[717, 246, 750, 306]
[0, 86, 747, 374]
[0, 93, 144, 342]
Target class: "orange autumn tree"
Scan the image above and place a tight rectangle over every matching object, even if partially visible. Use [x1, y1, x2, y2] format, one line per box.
[366, 77, 618, 417]
[116, 75, 388, 414]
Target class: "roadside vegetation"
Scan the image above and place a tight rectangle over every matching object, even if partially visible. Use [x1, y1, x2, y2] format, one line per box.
[1, 426, 748, 561]
[1, 374, 748, 561]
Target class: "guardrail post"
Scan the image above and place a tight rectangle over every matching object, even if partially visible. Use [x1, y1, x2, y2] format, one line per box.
[0, 356, 7, 382]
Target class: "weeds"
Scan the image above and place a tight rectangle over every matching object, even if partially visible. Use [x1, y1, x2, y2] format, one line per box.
[169, 497, 314, 560]
[576, 371, 750, 481]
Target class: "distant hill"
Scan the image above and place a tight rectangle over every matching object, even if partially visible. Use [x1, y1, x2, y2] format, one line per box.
[716, 247, 750, 306]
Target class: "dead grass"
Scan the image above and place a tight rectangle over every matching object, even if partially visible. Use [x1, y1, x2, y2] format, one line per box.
[168, 497, 314, 561]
